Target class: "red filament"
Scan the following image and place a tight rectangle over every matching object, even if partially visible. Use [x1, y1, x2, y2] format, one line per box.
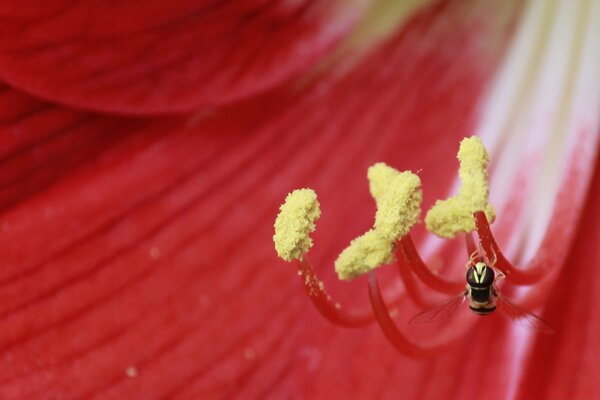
[367, 272, 452, 357]
[474, 211, 545, 284]
[395, 245, 435, 308]
[398, 235, 464, 294]
[296, 257, 373, 327]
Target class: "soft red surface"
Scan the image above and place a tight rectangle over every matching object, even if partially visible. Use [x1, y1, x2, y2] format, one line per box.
[0, 0, 597, 399]
[0, 0, 362, 114]
[517, 163, 600, 398]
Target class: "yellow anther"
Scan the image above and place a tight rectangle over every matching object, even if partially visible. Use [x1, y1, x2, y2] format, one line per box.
[273, 189, 321, 262]
[334, 229, 394, 280]
[425, 136, 495, 238]
[374, 171, 422, 241]
[334, 164, 422, 280]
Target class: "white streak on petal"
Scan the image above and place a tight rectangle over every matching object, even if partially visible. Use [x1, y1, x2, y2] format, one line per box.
[470, 1, 600, 399]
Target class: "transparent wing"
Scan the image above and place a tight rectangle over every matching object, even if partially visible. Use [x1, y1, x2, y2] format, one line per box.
[409, 292, 467, 325]
[495, 293, 555, 334]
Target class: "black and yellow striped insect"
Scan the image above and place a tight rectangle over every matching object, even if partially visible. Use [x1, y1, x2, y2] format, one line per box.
[410, 256, 554, 333]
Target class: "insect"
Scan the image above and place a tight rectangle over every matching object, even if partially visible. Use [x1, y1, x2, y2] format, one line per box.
[410, 252, 554, 333]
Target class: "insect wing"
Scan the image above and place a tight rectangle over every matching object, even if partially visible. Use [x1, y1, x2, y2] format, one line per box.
[409, 292, 467, 325]
[495, 293, 555, 334]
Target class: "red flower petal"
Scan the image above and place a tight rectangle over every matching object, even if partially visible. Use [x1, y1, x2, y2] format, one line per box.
[0, 0, 363, 114]
[516, 158, 600, 398]
[3, 0, 594, 399]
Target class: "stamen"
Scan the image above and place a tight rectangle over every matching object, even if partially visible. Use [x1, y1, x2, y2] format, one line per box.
[398, 235, 464, 294]
[335, 163, 422, 280]
[367, 272, 456, 357]
[297, 257, 373, 327]
[474, 211, 545, 284]
[274, 190, 373, 327]
[426, 136, 496, 238]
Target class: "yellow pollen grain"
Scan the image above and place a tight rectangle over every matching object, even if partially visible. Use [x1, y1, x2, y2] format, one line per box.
[273, 189, 321, 262]
[425, 136, 496, 238]
[125, 366, 138, 378]
[149, 246, 161, 260]
[334, 229, 394, 280]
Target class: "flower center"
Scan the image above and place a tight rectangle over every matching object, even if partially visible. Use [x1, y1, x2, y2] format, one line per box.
[272, 136, 550, 356]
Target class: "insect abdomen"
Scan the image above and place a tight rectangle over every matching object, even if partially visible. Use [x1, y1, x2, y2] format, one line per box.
[469, 304, 496, 315]
[470, 287, 491, 303]
[468, 286, 495, 315]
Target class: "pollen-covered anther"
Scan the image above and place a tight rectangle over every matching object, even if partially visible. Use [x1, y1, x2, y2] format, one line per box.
[426, 136, 495, 238]
[273, 188, 320, 262]
[374, 170, 422, 241]
[335, 164, 422, 280]
[335, 229, 394, 280]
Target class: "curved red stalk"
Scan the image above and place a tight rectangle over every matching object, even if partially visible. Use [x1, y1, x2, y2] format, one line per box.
[296, 258, 373, 327]
[474, 211, 546, 284]
[395, 246, 435, 309]
[398, 235, 464, 294]
[367, 272, 456, 357]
